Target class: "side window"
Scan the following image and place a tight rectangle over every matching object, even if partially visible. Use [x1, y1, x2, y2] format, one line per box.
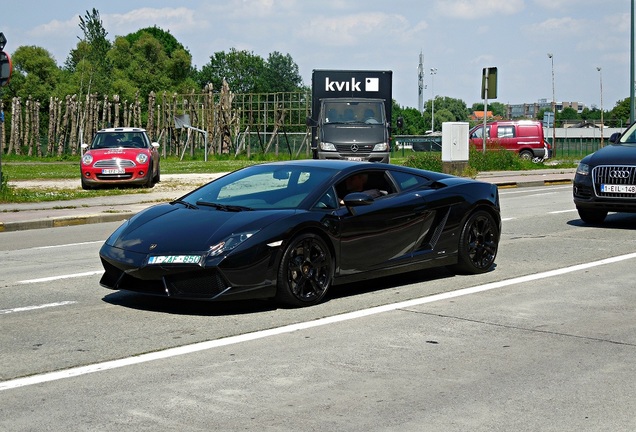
[390, 171, 429, 191]
[498, 126, 515, 138]
[471, 126, 483, 139]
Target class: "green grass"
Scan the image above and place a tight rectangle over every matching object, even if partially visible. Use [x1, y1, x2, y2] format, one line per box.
[0, 151, 577, 204]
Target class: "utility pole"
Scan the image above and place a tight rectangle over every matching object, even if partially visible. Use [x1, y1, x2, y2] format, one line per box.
[418, 51, 424, 115]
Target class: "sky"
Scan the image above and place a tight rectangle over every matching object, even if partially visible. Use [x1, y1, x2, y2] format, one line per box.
[0, 0, 631, 112]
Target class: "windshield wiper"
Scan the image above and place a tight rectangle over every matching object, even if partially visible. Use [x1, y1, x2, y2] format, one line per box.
[197, 201, 252, 211]
[170, 199, 198, 209]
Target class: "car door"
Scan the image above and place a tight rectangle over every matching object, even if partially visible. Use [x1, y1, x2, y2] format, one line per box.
[335, 170, 435, 275]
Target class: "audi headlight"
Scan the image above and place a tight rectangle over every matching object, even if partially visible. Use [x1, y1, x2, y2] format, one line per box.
[208, 231, 257, 257]
[81, 154, 93, 165]
[319, 142, 337, 151]
[136, 153, 149, 164]
[373, 142, 389, 151]
[576, 163, 590, 176]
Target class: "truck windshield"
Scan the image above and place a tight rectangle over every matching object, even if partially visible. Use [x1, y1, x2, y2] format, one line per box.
[323, 101, 384, 124]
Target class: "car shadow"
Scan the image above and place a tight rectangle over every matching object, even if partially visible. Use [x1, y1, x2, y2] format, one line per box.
[567, 212, 636, 229]
[101, 265, 461, 316]
[102, 291, 277, 316]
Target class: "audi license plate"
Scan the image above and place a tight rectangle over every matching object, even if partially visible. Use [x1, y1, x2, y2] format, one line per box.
[601, 184, 636, 193]
[102, 168, 125, 174]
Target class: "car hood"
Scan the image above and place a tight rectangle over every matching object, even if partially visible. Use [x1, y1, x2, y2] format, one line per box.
[585, 144, 636, 165]
[87, 148, 149, 159]
[321, 124, 385, 145]
[107, 203, 294, 254]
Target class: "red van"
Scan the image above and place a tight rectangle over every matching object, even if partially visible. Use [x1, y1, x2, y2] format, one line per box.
[469, 120, 551, 160]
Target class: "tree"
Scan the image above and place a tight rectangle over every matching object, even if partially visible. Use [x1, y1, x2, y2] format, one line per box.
[609, 98, 631, 127]
[64, 8, 112, 96]
[263, 51, 303, 92]
[420, 96, 470, 132]
[197, 49, 266, 93]
[9, 45, 61, 105]
[392, 103, 427, 135]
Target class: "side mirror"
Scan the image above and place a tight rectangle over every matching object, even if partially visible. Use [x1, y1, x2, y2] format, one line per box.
[306, 116, 317, 127]
[152, 142, 160, 148]
[396, 116, 404, 129]
[609, 132, 621, 144]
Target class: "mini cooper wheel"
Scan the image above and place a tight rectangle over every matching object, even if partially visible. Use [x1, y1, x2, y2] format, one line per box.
[454, 210, 499, 274]
[276, 233, 333, 307]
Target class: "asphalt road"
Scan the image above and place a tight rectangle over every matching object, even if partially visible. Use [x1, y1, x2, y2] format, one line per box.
[2, 182, 636, 431]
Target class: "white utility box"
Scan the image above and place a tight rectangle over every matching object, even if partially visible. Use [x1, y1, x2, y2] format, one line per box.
[441, 122, 469, 162]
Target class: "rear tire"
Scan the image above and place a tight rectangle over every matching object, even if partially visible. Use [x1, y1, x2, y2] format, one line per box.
[519, 150, 533, 160]
[577, 207, 607, 224]
[453, 210, 499, 274]
[276, 233, 333, 307]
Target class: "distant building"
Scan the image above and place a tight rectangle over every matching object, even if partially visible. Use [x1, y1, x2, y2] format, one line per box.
[505, 99, 586, 119]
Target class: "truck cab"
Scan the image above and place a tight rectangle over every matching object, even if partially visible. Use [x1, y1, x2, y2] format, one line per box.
[308, 98, 390, 163]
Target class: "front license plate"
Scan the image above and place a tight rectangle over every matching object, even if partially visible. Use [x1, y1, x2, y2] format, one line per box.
[102, 168, 125, 174]
[346, 157, 363, 161]
[601, 184, 636, 193]
[148, 255, 202, 265]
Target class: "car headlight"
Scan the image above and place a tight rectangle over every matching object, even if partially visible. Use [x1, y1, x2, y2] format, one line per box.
[576, 163, 590, 176]
[373, 142, 389, 151]
[82, 154, 93, 165]
[208, 231, 258, 257]
[136, 153, 149, 164]
[319, 142, 337, 151]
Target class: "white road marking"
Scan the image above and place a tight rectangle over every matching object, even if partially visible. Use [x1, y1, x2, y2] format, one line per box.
[550, 209, 577, 214]
[3, 251, 636, 392]
[0, 301, 77, 315]
[499, 185, 571, 195]
[36, 241, 103, 249]
[18, 271, 103, 284]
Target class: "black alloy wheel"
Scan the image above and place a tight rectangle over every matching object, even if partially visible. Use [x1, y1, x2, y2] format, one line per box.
[454, 210, 499, 274]
[276, 233, 333, 307]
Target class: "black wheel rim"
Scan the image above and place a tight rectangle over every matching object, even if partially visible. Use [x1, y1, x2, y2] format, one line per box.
[467, 214, 497, 270]
[286, 237, 330, 302]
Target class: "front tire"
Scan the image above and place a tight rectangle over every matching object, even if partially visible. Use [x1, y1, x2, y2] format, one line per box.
[276, 233, 333, 307]
[453, 210, 499, 274]
[577, 207, 607, 224]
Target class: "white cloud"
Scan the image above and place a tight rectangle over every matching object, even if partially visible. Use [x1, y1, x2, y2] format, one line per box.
[104, 7, 209, 35]
[435, 0, 525, 19]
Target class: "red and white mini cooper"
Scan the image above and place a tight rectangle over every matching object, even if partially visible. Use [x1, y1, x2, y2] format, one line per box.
[80, 128, 160, 190]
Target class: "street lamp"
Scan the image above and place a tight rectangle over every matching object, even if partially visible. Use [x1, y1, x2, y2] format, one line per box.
[547, 53, 556, 157]
[430, 68, 437, 132]
[597, 66, 604, 147]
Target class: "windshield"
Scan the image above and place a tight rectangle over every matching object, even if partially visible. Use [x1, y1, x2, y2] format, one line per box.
[181, 164, 337, 210]
[619, 124, 636, 144]
[323, 101, 384, 124]
[91, 132, 149, 149]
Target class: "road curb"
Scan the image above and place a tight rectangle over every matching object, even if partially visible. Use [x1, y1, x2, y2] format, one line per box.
[0, 212, 135, 233]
